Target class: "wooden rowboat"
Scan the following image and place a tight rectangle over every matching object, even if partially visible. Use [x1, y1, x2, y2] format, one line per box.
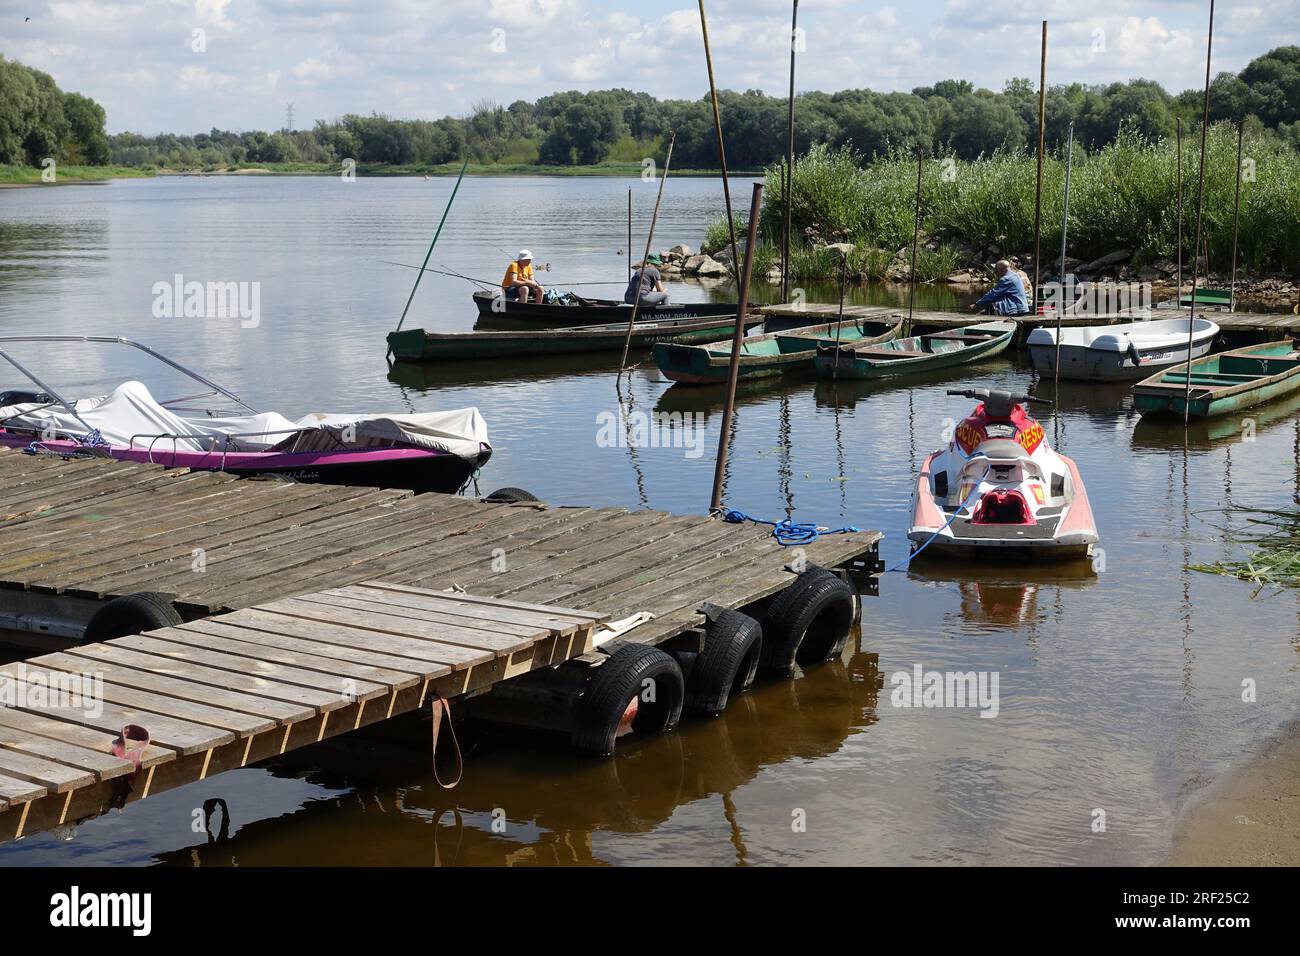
[1131, 339, 1300, 420]
[813, 320, 1015, 380]
[387, 313, 764, 362]
[472, 290, 757, 330]
[653, 315, 904, 385]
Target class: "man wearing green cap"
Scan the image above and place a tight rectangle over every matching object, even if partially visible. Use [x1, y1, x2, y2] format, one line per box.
[624, 254, 668, 306]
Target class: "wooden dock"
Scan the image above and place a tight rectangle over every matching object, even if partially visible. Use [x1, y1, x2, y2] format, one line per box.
[0, 581, 604, 842]
[0, 448, 882, 842]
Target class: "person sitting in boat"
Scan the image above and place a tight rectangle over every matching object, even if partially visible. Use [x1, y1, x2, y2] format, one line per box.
[968, 260, 1029, 316]
[502, 250, 545, 303]
[625, 254, 668, 306]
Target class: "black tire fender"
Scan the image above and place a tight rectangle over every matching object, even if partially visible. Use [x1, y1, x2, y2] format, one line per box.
[484, 487, 540, 503]
[685, 606, 762, 716]
[82, 591, 183, 644]
[572, 643, 684, 756]
[759, 569, 856, 674]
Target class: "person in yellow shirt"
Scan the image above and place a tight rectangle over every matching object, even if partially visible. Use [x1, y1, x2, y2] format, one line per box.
[501, 249, 545, 303]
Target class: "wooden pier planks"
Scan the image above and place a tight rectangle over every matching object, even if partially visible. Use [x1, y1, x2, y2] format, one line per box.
[0, 450, 882, 629]
[0, 582, 604, 840]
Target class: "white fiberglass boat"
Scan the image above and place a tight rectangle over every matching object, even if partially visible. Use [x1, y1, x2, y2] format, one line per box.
[1027, 317, 1219, 382]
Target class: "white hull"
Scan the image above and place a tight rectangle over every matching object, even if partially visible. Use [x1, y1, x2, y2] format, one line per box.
[1027, 318, 1219, 382]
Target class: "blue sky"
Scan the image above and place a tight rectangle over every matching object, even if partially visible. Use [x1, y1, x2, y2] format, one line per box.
[1, 0, 1296, 134]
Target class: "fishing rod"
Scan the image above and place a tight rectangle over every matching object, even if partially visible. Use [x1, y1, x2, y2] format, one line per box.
[376, 259, 625, 287]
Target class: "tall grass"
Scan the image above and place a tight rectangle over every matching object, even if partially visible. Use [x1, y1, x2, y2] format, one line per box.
[709, 125, 1300, 280]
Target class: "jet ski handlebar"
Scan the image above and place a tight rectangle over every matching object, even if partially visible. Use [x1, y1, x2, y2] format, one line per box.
[946, 388, 1053, 408]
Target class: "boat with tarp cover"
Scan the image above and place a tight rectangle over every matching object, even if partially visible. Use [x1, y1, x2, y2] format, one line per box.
[0, 335, 490, 493]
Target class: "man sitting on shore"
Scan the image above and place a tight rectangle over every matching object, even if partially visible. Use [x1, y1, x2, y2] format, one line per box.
[968, 260, 1029, 316]
[502, 250, 545, 303]
[625, 254, 668, 306]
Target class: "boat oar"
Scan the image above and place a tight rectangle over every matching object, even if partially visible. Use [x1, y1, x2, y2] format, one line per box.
[389, 157, 469, 357]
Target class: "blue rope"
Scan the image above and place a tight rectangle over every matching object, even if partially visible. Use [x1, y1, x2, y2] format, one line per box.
[76, 428, 110, 448]
[885, 465, 991, 572]
[719, 509, 860, 547]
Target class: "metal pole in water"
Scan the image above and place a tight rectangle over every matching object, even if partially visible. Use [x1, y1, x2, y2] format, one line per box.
[1229, 121, 1244, 313]
[627, 188, 633, 283]
[1185, 0, 1216, 427]
[1032, 20, 1048, 308]
[699, 0, 740, 277]
[389, 157, 469, 354]
[710, 183, 764, 513]
[1176, 118, 1183, 302]
[617, 134, 675, 377]
[782, 0, 799, 304]
[1054, 121, 1073, 394]
[906, 146, 924, 339]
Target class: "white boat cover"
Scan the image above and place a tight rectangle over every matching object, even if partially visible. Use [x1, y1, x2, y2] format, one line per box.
[0, 381, 489, 461]
[1026, 317, 1219, 352]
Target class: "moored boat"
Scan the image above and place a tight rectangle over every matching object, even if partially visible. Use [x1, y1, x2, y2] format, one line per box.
[652, 314, 904, 385]
[1131, 338, 1300, 420]
[471, 289, 755, 330]
[1027, 316, 1220, 381]
[0, 336, 491, 493]
[388, 313, 763, 362]
[813, 320, 1014, 380]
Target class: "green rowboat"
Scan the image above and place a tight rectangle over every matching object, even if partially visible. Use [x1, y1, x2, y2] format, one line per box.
[1131, 339, 1300, 420]
[387, 313, 764, 362]
[652, 314, 904, 385]
[812, 320, 1015, 380]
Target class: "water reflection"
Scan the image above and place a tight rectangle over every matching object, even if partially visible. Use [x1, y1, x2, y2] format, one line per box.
[151, 645, 881, 867]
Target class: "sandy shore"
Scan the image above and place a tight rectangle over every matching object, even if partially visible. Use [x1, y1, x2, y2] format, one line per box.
[1169, 723, 1300, 865]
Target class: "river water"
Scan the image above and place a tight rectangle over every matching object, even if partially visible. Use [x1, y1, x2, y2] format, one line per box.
[0, 175, 1297, 866]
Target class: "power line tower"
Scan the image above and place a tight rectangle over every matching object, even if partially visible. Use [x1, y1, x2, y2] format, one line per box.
[285, 102, 295, 133]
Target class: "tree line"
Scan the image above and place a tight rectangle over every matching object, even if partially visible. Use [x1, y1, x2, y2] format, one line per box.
[2, 47, 1297, 172]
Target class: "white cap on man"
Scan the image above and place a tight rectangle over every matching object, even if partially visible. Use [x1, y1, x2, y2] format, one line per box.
[517, 249, 533, 261]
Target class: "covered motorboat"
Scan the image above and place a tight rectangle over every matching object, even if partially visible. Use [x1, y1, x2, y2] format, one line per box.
[0, 336, 491, 494]
[1027, 317, 1219, 381]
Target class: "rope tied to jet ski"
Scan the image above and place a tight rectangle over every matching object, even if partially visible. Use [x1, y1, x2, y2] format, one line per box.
[885, 464, 992, 572]
[716, 508, 860, 547]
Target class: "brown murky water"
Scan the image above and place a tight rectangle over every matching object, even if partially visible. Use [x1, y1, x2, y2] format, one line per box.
[1, 177, 1298, 866]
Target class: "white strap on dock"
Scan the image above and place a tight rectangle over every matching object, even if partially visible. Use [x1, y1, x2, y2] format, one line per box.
[592, 612, 655, 647]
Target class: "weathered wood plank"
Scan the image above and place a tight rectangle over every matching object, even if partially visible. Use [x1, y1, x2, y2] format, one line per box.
[0, 707, 172, 770]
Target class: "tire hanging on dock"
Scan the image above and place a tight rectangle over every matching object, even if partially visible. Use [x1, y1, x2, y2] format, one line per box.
[684, 606, 763, 716]
[81, 591, 183, 644]
[572, 643, 684, 756]
[483, 487, 541, 503]
[759, 568, 857, 675]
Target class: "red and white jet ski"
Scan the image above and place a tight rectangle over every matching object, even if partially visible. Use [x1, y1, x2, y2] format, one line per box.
[908, 388, 1099, 560]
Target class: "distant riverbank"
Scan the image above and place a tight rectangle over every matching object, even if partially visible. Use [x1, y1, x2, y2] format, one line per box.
[0, 164, 155, 186]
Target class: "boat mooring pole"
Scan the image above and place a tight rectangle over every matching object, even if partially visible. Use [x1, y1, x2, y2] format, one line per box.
[1176, 118, 1183, 301]
[699, 0, 741, 278]
[1184, 0, 1216, 427]
[1032, 20, 1048, 309]
[1229, 122, 1244, 312]
[710, 182, 764, 513]
[617, 134, 675, 377]
[389, 157, 469, 356]
[906, 147, 924, 339]
[832, 251, 847, 379]
[627, 188, 633, 283]
[782, 0, 799, 304]
[1054, 121, 1073, 395]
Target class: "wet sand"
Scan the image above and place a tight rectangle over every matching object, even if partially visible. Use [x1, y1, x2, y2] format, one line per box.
[1170, 723, 1300, 866]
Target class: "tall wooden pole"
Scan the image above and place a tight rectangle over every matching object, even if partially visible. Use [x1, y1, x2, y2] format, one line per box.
[1184, 0, 1216, 426]
[1031, 21, 1048, 307]
[617, 135, 674, 377]
[1176, 118, 1183, 300]
[1229, 122, 1244, 312]
[710, 183, 763, 512]
[782, 0, 799, 303]
[1055, 122, 1074, 395]
[627, 188, 633, 282]
[906, 147, 924, 339]
[699, 0, 740, 277]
